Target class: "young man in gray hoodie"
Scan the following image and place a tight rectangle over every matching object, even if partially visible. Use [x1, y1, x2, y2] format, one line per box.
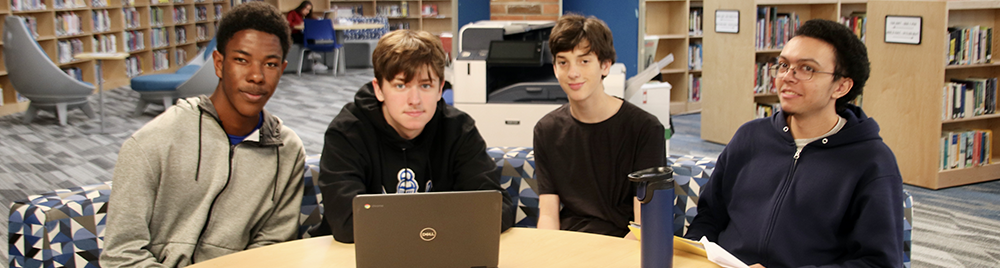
[100, 2, 306, 267]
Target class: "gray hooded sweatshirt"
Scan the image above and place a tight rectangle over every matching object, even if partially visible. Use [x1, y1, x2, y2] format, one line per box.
[100, 96, 306, 267]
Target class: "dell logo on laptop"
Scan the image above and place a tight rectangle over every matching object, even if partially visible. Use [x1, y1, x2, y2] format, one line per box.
[419, 227, 437, 241]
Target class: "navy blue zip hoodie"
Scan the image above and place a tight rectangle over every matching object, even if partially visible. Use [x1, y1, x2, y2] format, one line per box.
[315, 82, 515, 243]
[685, 104, 904, 268]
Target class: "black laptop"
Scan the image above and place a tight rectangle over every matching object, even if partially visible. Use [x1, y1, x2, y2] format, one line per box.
[353, 190, 502, 268]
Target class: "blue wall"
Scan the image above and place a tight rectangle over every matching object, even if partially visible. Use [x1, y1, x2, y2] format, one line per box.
[563, 0, 640, 78]
[458, 0, 490, 31]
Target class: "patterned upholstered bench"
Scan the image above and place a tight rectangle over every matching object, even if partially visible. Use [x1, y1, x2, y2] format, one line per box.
[8, 148, 914, 268]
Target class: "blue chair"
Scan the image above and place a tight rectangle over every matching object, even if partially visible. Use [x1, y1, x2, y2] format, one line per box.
[299, 19, 342, 76]
[3, 16, 95, 126]
[129, 38, 219, 116]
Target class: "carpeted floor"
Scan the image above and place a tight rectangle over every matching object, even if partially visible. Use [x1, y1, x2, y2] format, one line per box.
[1, 69, 998, 267]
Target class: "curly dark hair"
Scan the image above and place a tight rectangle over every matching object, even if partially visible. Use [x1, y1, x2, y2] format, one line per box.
[793, 19, 870, 112]
[216, 2, 290, 60]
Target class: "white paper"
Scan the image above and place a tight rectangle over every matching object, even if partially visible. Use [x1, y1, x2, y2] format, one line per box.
[699, 236, 750, 268]
[625, 54, 673, 101]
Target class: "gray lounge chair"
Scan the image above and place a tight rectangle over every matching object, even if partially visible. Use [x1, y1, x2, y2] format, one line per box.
[3, 16, 95, 126]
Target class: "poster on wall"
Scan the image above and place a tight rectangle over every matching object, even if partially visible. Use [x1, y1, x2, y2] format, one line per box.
[885, 15, 922, 45]
[715, 10, 739, 33]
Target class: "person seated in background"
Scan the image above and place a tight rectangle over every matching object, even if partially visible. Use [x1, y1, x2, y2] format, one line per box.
[684, 19, 903, 268]
[533, 14, 666, 238]
[286, 1, 312, 44]
[100, 2, 306, 267]
[314, 29, 515, 243]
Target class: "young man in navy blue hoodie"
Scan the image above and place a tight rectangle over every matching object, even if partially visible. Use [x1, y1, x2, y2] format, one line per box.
[315, 29, 515, 243]
[685, 19, 904, 267]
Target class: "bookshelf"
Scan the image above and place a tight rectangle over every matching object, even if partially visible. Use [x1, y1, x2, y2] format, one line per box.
[640, 0, 706, 115]
[863, 0, 999, 189]
[701, 0, 862, 144]
[0, 0, 231, 117]
[325, 0, 456, 36]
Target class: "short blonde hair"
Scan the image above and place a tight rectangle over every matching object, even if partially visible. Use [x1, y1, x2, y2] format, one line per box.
[372, 30, 447, 87]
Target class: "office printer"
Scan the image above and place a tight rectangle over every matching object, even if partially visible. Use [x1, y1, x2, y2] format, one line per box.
[453, 21, 625, 147]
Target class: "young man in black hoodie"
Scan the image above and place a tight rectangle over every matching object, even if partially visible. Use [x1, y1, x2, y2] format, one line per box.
[316, 29, 515, 243]
[685, 19, 904, 267]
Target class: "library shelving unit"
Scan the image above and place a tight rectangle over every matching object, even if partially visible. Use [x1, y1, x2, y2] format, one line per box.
[266, 0, 328, 17]
[640, 0, 706, 115]
[0, 0, 231, 117]
[701, 0, 864, 144]
[864, 0, 999, 189]
[325, 0, 455, 36]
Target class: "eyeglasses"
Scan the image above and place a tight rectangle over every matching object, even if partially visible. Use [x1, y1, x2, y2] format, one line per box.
[768, 62, 841, 81]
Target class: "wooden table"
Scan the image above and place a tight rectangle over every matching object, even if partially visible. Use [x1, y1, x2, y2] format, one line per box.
[188, 227, 718, 267]
[73, 52, 130, 134]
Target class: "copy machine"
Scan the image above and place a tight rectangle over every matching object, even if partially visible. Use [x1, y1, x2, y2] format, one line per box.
[452, 20, 625, 147]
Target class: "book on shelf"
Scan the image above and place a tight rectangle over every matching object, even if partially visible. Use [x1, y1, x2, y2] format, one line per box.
[688, 42, 702, 70]
[941, 130, 992, 170]
[688, 74, 701, 103]
[12, 0, 47, 12]
[124, 7, 141, 29]
[126, 56, 143, 77]
[755, 102, 780, 119]
[22, 17, 39, 38]
[153, 49, 170, 71]
[93, 9, 112, 33]
[840, 12, 866, 42]
[175, 27, 187, 44]
[690, 7, 703, 36]
[753, 61, 776, 95]
[944, 78, 997, 120]
[62, 67, 84, 82]
[948, 26, 993, 66]
[175, 49, 188, 65]
[756, 7, 799, 51]
[56, 12, 84, 37]
[57, 39, 85, 63]
[215, 4, 224, 20]
[174, 6, 188, 23]
[421, 4, 437, 17]
[92, 34, 118, 53]
[151, 7, 165, 26]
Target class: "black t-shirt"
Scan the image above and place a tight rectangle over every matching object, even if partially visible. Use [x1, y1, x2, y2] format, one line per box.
[533, 100, 667, 237]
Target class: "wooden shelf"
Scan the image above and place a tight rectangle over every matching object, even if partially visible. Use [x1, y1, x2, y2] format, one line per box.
[937, 162, 1000, 189]
[943, 113, 1000, 124]
[756, 0, 838, 4]
[689, 69, 702, 73]
[945, 62, 1000, 70]
[647, 34, 688, 40]
[754, 93, 777, 97]
[0, 70, 7, 76]
[756, 48, 783, 54]
[58, 58, 93, 66]
[11, 9, 50, 14]
[690, 35, 703, 39]
[53, 7, 90, 11]
[840, 0, 867, 3]
[56, 33, 91, 39]
[947, 0, 1000, 11]
[661, 68, 687, 74]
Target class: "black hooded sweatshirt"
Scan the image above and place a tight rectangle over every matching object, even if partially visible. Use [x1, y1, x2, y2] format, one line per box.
[316, 82, 515, 243]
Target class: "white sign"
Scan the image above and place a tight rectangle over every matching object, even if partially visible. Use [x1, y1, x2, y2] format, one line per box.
[715, 10, 739, 34]
[885, 16, 922, 45]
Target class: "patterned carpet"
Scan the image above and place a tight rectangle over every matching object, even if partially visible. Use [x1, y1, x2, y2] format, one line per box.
[1, 69, 999, 267]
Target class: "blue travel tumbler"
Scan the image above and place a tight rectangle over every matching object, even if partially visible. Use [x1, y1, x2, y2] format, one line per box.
[628, 166, 675, 268]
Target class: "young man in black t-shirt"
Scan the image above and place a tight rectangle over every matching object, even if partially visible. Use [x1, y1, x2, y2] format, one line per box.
[533, 14, 667, 238]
